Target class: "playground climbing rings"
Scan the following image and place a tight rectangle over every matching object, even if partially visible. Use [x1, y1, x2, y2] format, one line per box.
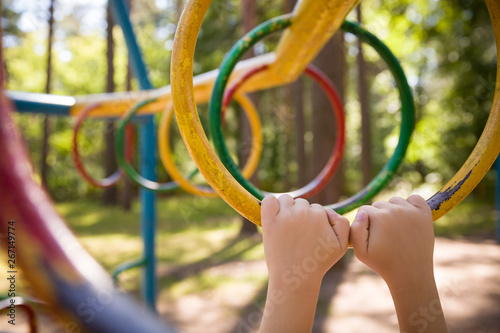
[116, 98, 183, 192]
[220, 63, 345, 199]
[173, 0, 500, 224]
[158, 92, 263, 197]
[172, 11, 414, 224]
[72, 103, 134, 188]
[210, 18, 415, 214]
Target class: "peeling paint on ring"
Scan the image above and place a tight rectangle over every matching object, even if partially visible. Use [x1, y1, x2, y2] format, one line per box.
[427, 169, 473, 211]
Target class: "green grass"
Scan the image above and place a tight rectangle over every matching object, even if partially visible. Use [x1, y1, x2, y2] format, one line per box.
[433, 198, 496, 238]
[55, 195, 266, 295]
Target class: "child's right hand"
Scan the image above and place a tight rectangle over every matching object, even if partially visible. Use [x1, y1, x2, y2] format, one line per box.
[349, 195, 435, 288]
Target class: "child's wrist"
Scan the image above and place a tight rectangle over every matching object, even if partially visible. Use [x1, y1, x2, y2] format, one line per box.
[268, 272, 323, 295]
[385, 272, 436, 295]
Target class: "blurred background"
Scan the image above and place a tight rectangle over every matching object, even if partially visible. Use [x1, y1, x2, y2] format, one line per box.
[1, 0, 499, 332]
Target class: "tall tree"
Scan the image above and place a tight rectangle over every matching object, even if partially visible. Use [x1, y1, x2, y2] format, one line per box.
[310, 33, 349, 333]
[103, 1, 118, 205]
[311, 34, 346, 205]
[284, 0, 307, 187]
[2, 3, 22, 39]
[176, 0, 183, 23]
[238, 0, 259, 236]
[40, 0, 55, 193]
[2, 2, 23, 81]
[357, 4, 372, 186]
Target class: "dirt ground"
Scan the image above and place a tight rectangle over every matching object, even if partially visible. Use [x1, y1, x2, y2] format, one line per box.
[316, 237, 500, 333]
[1, 237, 499, 333]
[159, 237, 500, 333]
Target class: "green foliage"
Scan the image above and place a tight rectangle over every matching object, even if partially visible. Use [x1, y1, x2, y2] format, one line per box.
[2, 1, 24, 41]
[55, 36, 107, 95]
[5, 33, 46, 92]
[3, 0, 499, 202]
[340, 0, 497, 197]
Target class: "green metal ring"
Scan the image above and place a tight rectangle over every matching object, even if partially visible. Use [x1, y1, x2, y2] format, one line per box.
[116, 98, 187, 192]
[209, 17, 415, 214]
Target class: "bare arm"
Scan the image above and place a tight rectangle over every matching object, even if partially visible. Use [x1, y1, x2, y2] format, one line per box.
[259, 195, 350, 333]
[350, 195, 448, 333]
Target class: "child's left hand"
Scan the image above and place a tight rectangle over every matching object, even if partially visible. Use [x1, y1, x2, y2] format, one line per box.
[261, 194, 350, 289]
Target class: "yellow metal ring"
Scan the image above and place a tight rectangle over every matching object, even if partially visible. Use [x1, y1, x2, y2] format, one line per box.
[172, 0, 262, 224]
[158, 92, 263, 197]
[428, 0, 500, 220]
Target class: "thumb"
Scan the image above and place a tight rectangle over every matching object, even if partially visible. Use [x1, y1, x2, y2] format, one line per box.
[326, 209, 350, 251]
[350, 209, 370, 255]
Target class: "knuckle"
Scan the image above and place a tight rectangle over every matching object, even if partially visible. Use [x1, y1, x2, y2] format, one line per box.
[279, 193, 293, 200]
[388, 196, 403, 203]
[295, 198, 309, 205]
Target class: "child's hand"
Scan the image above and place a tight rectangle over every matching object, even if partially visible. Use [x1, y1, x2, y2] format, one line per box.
[350, 195, 435, 288]
[350, 196, 448, 332]
[261, 194, 349, 288]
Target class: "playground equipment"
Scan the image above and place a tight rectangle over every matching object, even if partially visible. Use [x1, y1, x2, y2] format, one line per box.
[206, 17, 414, 213]
[158, 63, 345, 198]
[117, 92, 264, 195]
[2, 0, 500, 332]
[72, 103, 135, 188]
[0, 94, 175, 332]
[219, 63, 346, 199]
[171, 0, 500, 224]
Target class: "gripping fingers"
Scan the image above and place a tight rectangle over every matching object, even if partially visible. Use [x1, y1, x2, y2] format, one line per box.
[388, 196, 409, 206]
[294, 198, 310, 209]
[278, 194, 294, 207]
[407, 194, 428, 209]
[372, 201, 391, 209]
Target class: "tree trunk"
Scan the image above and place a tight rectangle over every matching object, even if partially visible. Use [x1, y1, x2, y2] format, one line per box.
[357, 5, 372, 186]
[41, 0, 55, 193]
[284, 0, 306, 188]
[102, 1, 118, 205]
[121, 0, 134, 211]
[281, 89, 292, 190]
[311, 33, 346, 205]
[292, 78, 306, 187]
[238, 0, 259, 236]
[176, 0, 183, 23]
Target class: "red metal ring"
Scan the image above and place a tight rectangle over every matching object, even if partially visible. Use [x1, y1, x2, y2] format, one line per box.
[72, 103, 134, 188]
[222, 64, 346, 199]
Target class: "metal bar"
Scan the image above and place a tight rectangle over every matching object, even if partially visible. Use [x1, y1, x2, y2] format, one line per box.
[112, 257, 148, 284]
[7, 91, 73, 116]
[0, 78, 177, 333]
[110, 0, 157, 312]
[243, 0, 360, 91]
[7, 53, 275, 118]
